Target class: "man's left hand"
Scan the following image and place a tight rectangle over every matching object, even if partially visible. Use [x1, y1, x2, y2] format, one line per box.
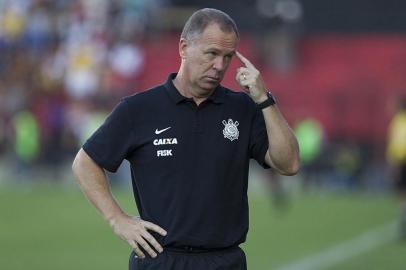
[235, 51, 268, 104]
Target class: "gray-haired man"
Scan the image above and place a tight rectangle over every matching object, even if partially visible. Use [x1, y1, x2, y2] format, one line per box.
[72, 8, 300, 270]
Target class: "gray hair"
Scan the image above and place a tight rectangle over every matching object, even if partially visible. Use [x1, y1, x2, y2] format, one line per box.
[181, 8, 239, 42]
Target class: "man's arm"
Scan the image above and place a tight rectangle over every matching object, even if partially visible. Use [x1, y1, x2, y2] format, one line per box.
[235, 52, 300, 175]
[72, 148, 167, 258]
[261, 105, 300, 175]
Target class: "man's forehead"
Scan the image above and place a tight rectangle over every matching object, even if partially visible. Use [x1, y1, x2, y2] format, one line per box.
[198, 24, 238, 50]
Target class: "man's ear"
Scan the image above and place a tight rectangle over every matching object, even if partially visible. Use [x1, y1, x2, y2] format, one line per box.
[179, 38, 188, 60]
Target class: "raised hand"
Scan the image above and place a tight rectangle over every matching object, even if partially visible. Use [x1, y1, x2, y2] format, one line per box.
[235, 51, 268, 103]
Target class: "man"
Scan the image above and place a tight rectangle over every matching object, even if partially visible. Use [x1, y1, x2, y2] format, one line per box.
[72, 8, 300, 270]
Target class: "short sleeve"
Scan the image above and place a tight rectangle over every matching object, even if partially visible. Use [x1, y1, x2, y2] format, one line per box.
[249, 107, 270, 169]
[83, 98, 134, 172]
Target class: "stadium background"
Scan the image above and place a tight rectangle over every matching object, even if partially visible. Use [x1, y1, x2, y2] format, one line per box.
[0, 0, 405, 269]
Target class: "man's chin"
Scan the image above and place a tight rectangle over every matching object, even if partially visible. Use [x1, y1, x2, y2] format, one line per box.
[200, 79, 220, 90]
[199, 84, 217, 93]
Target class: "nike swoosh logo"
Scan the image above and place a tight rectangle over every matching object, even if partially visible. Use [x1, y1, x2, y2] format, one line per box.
[155, 127, 171, 135]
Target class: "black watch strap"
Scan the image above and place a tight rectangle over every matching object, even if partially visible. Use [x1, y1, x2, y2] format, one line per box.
[257, 92, 276, 109]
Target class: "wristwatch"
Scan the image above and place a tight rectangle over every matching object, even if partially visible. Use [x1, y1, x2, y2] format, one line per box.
[257, 92, 276, 109]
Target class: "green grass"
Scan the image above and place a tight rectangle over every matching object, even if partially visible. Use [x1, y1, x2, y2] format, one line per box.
[0, 184, 404, 270]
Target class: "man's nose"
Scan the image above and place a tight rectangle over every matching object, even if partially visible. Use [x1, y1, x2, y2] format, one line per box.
[212, 57, 225, 71]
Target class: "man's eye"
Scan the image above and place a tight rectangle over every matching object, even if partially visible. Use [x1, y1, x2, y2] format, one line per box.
[208, 51, 217, 56]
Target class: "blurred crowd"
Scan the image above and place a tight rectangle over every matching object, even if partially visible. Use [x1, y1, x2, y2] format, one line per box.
[0, 0, 403, 194]
[0, 0, 166, 176]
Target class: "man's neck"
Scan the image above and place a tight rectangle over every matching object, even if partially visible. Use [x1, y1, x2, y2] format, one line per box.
[173, 71, 215, 106]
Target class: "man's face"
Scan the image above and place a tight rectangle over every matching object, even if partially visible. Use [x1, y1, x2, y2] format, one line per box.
[181, 23, 238, 94]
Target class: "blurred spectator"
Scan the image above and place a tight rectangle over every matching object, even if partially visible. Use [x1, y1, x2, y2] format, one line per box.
[62, 34, 106, 99]
[11, 110, 40, 169]
[386, 96, 406, 239]
[330, 140, 363, 191]
[294, 117, 325, 190]
[107, 37, 144, 97]
[0, 1, 29, 44]
[266, 170, 289, 211]
[23, 1, 53, 56]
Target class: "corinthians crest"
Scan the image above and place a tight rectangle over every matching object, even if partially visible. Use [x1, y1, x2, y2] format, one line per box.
[222, 119, 239, 141]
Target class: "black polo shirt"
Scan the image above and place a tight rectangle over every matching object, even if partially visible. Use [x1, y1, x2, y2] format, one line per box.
[83, 73, 269, 249]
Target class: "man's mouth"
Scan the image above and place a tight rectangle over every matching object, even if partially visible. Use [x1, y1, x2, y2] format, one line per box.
[206, 76, 221, 82]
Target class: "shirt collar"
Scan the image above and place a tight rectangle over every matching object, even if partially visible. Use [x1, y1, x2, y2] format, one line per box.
[164, 73, 225, 105]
